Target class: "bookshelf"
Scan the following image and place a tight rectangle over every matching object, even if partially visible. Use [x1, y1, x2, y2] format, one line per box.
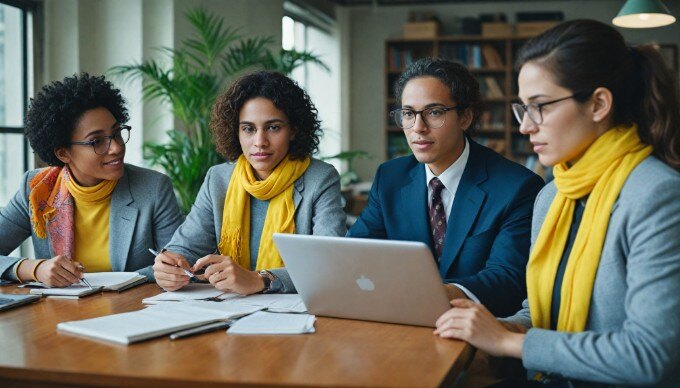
[384, 34, 543, 176]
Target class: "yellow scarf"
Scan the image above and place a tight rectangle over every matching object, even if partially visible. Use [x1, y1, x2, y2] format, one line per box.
[218, 155, 310, 270]
[28, 166, 117, 258]
[527, 125, 652, 332]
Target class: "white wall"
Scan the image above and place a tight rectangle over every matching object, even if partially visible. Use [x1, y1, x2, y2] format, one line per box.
[342, 0, 680, 180]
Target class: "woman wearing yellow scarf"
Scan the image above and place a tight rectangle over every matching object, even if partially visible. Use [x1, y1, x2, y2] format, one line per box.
[433, 20, 680, 386]
[153, 72, 346, 295]
[0, 74, 183, 287]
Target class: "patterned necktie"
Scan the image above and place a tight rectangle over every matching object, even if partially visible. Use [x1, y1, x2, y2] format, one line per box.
[428, 177, 447, 261]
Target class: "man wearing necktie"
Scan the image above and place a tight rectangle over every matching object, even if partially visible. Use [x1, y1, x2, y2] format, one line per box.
[348, 58, 545, 317]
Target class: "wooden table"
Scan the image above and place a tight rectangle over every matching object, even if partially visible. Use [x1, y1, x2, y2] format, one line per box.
[0, 284, 473, 387]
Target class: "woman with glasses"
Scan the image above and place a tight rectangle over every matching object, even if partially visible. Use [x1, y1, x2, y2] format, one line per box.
[0, 73, 183, 286]
[434, 20, 680, 386]
[153, 71, 346, 294]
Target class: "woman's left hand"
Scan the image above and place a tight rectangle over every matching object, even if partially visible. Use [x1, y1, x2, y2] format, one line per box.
[192, 255, 264, 295]
[434, 299, 525, 359]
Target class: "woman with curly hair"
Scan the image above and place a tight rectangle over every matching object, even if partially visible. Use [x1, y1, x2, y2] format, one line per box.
[0, 73, 183, 286]
[153, 71, 346, 294]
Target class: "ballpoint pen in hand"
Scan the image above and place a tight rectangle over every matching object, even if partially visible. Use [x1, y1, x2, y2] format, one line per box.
[75, 263, 93, 289]
[148, 248, 196, 279]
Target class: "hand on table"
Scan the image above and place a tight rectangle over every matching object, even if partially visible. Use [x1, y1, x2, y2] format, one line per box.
[192, 255, 264, 295]
[434, 299, 525, 359]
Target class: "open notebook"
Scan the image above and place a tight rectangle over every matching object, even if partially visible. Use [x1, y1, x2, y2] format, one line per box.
[24, 272, 147, 294]
[57, 302, 262, 345]
[30, 286, 103, 299]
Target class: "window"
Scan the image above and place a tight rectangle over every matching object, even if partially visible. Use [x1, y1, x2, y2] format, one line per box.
[282, 6, 343, 171]
[1, 0, 33, 259]
[0, 1, 31, 207]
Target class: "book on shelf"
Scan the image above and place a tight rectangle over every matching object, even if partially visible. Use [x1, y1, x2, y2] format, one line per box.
[484, 76, 504, 98]
[439, 43, 503, 69]
[481, 44, 503, 68]
[479, 110, 505, 131]
[388, 47, 415, 70]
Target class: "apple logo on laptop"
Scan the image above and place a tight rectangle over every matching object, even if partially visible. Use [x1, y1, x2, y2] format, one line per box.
[356, 275, 375, 291]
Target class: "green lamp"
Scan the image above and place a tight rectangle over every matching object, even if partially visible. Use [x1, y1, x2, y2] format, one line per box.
[613, 0, 676, 28]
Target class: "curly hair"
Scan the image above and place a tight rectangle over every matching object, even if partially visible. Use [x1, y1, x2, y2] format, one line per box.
[394, 57, 484, 134]
[24, 73, 128, 166]
[210, 71, 322, 161]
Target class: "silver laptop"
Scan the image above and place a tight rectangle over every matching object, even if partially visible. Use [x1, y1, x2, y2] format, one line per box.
[273, 234, 451, 327]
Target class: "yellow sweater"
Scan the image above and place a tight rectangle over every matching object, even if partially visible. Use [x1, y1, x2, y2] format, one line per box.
[66, 178, 115, 272]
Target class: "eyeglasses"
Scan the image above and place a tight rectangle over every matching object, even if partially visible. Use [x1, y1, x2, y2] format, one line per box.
[390, 105, 466, 130]
[69, 125, 131, 155]
[512, 91, 592, 125]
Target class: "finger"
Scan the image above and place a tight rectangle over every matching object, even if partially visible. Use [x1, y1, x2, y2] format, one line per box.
[52, 269, 78, 287]
[450, 298, 477, 308]
[436, 308, 462, 327]
[203, 262, 229, 279]
[192, 255, 226, 272]
[157, 251, 188, 267]
[155, 271, 190, 282]
[436, 327, 466, 340]
[212, 278, 234, 293]
[159, 280, 189, 292]
[155, 262, 191, 277]
[51, 263, 81, 285]
[53, 256, 81, 276]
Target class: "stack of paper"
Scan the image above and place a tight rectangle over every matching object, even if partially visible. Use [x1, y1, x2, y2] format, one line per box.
[227, 311, 316, 335]
[30, 286, 103, 299]
[219, 293, 308, 313]
[57, 303, 262, 345]
[142, 283, 224, 304]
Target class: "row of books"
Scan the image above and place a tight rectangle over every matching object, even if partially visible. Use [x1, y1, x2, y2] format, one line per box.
[479, 109, 505, 131]
[387, 44, 504, 71]
[388, 48, 416, 70]
[439, 44, 504, 69]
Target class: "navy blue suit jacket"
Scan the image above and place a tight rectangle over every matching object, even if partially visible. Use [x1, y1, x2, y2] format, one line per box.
[348, 140, 544, 316]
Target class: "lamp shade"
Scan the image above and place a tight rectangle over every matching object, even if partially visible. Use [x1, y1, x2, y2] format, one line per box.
[613, 0, 676, 28]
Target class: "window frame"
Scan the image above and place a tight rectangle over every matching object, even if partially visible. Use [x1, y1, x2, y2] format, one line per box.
[0, 0, 34, 175]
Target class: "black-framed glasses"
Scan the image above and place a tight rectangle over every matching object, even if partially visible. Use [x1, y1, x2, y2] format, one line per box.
[512, 91, 592, 125]
[69, 125, 131, 155]
[390, 105, 467, 130]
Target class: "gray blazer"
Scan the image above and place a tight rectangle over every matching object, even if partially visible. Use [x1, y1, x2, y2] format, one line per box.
[503, 157, 680, 386]
[165, 158, 347, 291]
[0, 164, 184, 280]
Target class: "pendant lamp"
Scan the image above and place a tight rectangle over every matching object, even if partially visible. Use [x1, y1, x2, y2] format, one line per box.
[613, 0, 676, 28]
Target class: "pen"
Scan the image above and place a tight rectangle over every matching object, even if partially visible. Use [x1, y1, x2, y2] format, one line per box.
[169, 320, 232, 340]
[75, 263, 93, 289]
[148, 248, 196, 279]
[80, 277, 94, 289]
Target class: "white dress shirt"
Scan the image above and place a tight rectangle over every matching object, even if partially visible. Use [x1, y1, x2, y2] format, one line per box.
[424, 138, 480, 303]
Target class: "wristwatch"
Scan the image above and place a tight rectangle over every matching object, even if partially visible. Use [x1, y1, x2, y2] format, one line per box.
[258, 270, 278, 294]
